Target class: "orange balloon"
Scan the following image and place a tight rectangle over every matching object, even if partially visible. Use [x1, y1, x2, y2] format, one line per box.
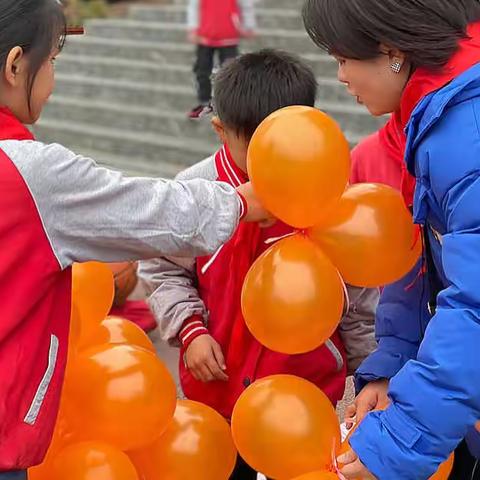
[67, 344, 176, 451]
[80, 316, 156, 353]
[291, 472, 339, 480]
[130, 400, 237, 480]
[231, 375, 340, 479]
[51, 442, 138, 480]
[72, 262, 115, 340]
[241, 235, 344, 354]
[247, 106, 350, 228]
[308, 183, 421, 287]
[430, 454, 454, 480]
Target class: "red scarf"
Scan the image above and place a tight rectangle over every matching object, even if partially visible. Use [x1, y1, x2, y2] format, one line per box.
[379, 22, 480, 206]
[0, 107, 34, 141]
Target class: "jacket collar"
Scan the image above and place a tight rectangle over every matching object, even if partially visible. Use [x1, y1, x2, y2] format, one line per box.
[0, 107, 34, 141]
[214, 144, 248, 188]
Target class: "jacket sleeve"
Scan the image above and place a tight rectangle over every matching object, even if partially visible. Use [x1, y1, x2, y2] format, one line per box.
[3, 141, 241, 268]
[138, 257, 207, 346]
[187, 0, 199, 30]
[136, 156, 218, 346]
[339, 286, 379, 376]
[238, 0, 256, 31]
[351, 149, 480, 477]
[354, 260, 428, 391]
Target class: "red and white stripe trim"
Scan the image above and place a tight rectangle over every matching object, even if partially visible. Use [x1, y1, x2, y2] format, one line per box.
[179, 315, 209, 348]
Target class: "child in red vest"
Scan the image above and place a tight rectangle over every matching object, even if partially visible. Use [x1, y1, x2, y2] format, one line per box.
[187, 0, 256, 118]
[0, 1, 270, 477]
[140, 49, 379, 480]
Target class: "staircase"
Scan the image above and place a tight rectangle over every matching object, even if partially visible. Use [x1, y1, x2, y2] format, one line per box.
[34, 0, 386, 177]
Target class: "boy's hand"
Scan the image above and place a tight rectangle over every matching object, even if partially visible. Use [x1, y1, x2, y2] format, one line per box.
[237, 182, 275, 227]
[345, 379, 390, 429]
[185, 335, 229, 383]
[187, 30, 199, 43]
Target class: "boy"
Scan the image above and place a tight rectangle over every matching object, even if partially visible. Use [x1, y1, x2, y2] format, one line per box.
[140, 50, 378, 479]
[187, 0, 256, 119]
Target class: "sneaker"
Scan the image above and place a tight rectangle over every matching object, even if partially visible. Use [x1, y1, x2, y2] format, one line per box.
[188, 104, 213, 119]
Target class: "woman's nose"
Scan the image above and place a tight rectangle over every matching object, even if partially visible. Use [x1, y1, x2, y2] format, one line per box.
[337, 65, 349, 85]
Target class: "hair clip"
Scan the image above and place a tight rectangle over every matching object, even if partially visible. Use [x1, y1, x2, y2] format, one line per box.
[66, 26, 85, 36]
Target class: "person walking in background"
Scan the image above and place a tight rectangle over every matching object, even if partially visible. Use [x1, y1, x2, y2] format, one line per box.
[186, 0, 256, 119]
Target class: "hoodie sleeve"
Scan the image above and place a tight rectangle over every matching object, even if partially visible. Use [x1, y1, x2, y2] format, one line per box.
[2, 140, 241, 268]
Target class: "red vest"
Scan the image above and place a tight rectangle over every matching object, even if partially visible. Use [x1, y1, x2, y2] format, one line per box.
[0, 108, 70, 469]
[197, 0, 241, 47]
[180, 146, 347, 418]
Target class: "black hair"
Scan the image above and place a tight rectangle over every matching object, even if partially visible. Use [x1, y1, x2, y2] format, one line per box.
[303, 0, 480, 70]
[213, 49, 317, 139]
[0, 0, 67, 109]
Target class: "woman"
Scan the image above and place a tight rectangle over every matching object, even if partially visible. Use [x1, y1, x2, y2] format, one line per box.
[302, 1, 480, 479]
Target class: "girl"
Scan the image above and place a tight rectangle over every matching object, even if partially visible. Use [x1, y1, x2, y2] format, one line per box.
[0, 0, 269, 477]
[302, 0, 480, 478]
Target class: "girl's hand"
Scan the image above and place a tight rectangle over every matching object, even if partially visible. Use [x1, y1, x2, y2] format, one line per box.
[237, 182, 275, 227]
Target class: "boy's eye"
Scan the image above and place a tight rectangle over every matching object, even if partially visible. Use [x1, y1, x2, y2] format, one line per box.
[51, 57, 57, 64]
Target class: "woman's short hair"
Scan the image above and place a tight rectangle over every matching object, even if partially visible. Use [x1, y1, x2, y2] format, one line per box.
[303, 0, 480, 69]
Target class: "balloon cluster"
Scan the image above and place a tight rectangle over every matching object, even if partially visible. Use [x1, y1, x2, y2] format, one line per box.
[29, 262, 237, 480]
[232, 375, 454, 480]
[242, 106, 421, 355]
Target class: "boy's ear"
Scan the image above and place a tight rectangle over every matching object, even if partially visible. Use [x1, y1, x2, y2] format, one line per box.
[4, 47, 24, 87]
[211, 116, 228, 143]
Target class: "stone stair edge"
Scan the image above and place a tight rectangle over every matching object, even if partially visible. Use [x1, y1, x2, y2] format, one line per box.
[48, 92, 370, 118]
[35, 118, 215, 153]
[86, 18, 311, 38]
[129, 3, 302, 17]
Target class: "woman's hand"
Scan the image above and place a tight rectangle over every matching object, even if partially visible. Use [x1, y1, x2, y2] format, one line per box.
[338, 449, 376, 479]
[345, 379, 390, 429]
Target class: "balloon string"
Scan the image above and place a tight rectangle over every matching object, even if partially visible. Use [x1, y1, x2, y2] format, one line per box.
[332, 438, 347, 480]
[264, 231, 296, 245]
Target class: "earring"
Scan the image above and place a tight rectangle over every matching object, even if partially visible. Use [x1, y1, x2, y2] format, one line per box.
[390, 61, 402, 74]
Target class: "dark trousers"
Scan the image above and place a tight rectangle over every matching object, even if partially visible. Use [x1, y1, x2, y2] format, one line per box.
[0, 472, 27, 480]
[194, 45, 239, 103]
[449, 441, 480, 479]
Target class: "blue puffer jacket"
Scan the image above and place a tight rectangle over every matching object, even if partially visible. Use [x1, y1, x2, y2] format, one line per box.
[351, 62, 480, 479]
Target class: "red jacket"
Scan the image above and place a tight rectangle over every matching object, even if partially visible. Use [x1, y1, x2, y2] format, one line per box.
[179, 146, 347, 419]
[0, 109, 70, 469]
[350, 131, 402, 190]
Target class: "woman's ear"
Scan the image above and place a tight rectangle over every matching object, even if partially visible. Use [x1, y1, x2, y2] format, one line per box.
[4, 47, 25, 87]
[380, 44, 408, 73]
[211, 116, 228, 143]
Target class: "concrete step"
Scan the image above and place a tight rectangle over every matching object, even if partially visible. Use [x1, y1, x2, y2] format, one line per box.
[42, 95, 384, 143]
[43, 95, 218, 144]
[65, 36, 195, 65]
[62, 39, 338, 77]
[85, 19, 318, 54]
[53, 71, 356, 113]
[129, 4, 304, 31]
[56, 54, 195, 86]
[33, 118, 216, 167]
[56, 52, 338, 88]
